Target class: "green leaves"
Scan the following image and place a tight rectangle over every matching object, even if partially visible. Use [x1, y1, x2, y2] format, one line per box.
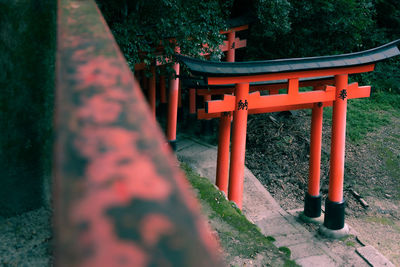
[247, 0, 379, 60]
[97, 0, 231, 75]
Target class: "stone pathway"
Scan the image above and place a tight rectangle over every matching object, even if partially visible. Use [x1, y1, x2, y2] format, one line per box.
[176, 135, 394, 267]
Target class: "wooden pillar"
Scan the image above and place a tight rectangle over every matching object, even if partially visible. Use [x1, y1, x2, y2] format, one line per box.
[228, 83, 249, 209]
[204, 95, 211, 105]
[216, 112, 232, 195]
[216, 31, 235, 195]
[189, 88, 196, 114]
[149, 65, 156, 118]
[202, 95, 212, 134]
[304, 100, 323, 218]
[167, 52, 180, 151]
[324, 74, 348, 230]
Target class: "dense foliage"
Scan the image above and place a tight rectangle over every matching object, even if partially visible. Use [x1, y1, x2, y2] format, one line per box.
[248, 0, 377, 59]
[361, 0, 400, 94]
[97, 0, 234, 75]
[246, 0, 400, 92]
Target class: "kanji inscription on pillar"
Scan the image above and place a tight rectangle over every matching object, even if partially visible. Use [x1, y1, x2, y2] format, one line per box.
[238, 100, 248, 110]
[339, 89, 347, 100]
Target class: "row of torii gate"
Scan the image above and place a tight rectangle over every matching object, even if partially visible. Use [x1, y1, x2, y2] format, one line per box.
[136, 26, 400, 233]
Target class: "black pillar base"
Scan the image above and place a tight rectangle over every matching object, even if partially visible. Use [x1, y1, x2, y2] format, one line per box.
[304, 193, 322, 218]
[323, 198, 346, 230]
[168, 140, 177, 151]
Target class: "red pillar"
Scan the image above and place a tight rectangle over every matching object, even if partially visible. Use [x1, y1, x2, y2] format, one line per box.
[167, 54, 180, 151]
[202, 94, 212, 135]
[216, 112, 232, 195]
[149, 65, 156, 118]
[228, 83, 249, 209]
[304, 100, 323, 218]
[324, 74, 348, 230]
[227, 31, 235, 62]
[215, 31, 235, 195]
[203, 95, 211, 104]
[189, 88, 196, 115]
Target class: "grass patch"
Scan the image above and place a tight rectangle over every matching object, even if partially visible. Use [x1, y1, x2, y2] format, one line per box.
[365, 216, 400, 233]
[278, 246, 291, 258]
[338, 235, 357, 247]
[321, 91, 400, 143]
[366, 216, 395, 226]
[339, 234, 353, 242]
[374, 143, 400, 198]
[376, 145, 400, 179]
[181, 163, 298, 266]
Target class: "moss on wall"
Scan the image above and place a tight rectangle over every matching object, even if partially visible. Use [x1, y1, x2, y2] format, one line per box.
[0, 0, 55, 217]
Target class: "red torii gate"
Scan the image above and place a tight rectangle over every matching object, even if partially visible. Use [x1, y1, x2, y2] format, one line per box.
[184, 76, 336, 194]
[177, 40, 400, 232]
[132, 23, 248, 150]
[166, 24, 248, 150]
[189, 24, 248, 115]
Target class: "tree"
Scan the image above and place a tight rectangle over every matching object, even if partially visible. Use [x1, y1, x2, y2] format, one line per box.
[247, 0, 377, 60]
[97, 0, 234, 75]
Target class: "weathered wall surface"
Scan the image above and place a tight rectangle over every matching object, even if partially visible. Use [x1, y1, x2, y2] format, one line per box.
[0, 0, 55, 217]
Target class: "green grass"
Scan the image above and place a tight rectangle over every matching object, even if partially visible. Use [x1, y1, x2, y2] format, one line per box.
[365, 216, 400, 232]
[321, 91, 400, 143]
[278, 246, 291, 258]
[366, 216, 396, 226]
[374, 144, 400, 197]
[181, 163, 298, 266]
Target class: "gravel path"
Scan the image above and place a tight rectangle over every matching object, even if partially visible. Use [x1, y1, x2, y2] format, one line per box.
[0, 207, 52, 266]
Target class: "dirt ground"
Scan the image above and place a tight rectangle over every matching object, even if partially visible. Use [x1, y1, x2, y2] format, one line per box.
[0, 207, 52, 266]
[245, 110, 400, 265]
